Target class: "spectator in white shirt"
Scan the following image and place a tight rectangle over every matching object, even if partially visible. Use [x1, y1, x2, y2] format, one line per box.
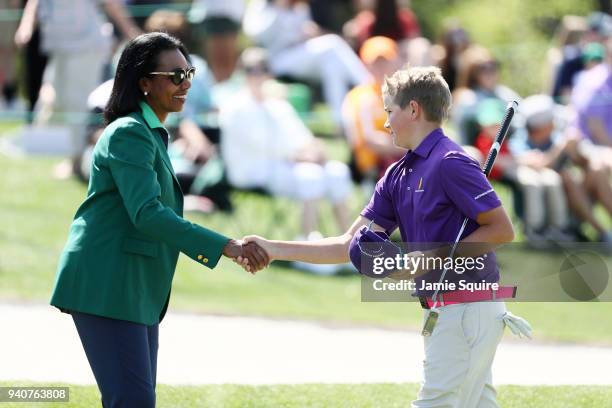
[220, 48, 353, 238]
[243, 0, 370, 127]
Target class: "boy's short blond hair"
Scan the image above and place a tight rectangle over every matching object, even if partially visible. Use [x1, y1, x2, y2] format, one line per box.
[382, 66, 452, 123]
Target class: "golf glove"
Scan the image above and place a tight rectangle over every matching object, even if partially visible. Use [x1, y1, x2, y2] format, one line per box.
[499, 311, 532, 339]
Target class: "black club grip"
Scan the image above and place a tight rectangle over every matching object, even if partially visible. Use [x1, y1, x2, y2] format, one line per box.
[482, 100, 518, 177]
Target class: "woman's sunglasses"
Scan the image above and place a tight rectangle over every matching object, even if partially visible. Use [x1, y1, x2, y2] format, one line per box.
[148, 67, 195, 85]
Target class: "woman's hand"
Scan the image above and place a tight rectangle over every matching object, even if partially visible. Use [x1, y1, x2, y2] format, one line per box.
[223, 239, 270, 273]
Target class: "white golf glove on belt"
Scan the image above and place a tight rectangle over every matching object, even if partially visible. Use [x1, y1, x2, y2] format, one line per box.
[499, 311, 532, 339]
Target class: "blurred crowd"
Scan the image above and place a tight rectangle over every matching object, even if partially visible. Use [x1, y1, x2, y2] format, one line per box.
[1, 0, 611, 253]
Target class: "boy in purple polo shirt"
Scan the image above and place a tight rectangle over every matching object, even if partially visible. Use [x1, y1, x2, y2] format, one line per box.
[242, 66, 522, 407]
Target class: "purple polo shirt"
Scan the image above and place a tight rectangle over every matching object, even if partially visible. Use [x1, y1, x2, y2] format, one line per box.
[361, 128, 502, 296]
[575, 66, 612, 144]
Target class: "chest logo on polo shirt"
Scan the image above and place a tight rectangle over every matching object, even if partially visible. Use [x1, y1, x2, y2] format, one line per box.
[415, 177, 425, 193]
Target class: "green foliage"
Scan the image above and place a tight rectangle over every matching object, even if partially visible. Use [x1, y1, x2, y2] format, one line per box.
[412, 0, 598, 96]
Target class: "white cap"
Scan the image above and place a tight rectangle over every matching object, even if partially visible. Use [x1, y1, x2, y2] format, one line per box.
[520, 94, 555, 128]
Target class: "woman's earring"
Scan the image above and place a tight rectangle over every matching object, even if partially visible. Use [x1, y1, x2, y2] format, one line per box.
[144, 91, 149, 96]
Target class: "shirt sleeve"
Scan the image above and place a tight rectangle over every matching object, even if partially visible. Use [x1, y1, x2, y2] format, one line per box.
[360, 166, 398, 233]
[440, 151, 502, 220]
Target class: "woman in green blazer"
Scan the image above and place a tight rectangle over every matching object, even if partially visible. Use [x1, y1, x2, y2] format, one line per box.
[50, 33, 268, 408]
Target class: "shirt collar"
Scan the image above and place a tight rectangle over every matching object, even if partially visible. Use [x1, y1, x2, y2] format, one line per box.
[413, 128, 445, 158]
[139, 101, 165, 130]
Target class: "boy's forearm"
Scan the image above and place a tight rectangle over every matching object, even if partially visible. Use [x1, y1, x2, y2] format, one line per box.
[268, 236, 351, 264]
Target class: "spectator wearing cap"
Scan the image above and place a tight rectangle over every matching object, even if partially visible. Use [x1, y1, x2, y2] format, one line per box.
[510, 95, 612, 244]
[341, 36, 405, 192]
[509, 95, 574, 244]
[571, 41, 608, 107]
[124, 0, 169, 30]
[582, 42, 606, 69]
[516, 95, 612, 246]
[188, 0, 244, 84]
[220, 48, 353, 244]
[243, 0, 370, 126]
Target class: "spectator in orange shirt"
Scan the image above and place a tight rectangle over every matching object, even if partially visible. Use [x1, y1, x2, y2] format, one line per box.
[341, 36, 405, 191]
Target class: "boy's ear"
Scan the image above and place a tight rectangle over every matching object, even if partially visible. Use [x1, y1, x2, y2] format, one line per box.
[409, 100, 419, 118]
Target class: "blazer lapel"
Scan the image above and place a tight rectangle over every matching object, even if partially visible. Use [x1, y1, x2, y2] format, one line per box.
[155, 135, 184, 194]
[129, 112, 183, 194]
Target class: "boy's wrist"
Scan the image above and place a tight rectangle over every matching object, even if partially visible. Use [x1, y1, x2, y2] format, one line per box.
[266, 240, 282, 261]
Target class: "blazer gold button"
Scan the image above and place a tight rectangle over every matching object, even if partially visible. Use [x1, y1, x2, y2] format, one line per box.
[197, 255, 203, 260]
[203, 258, 209, 263]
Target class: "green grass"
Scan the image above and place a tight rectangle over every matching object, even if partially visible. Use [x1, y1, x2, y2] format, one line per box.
[1, 382, 612, 408]
[1, 124, 612, 344]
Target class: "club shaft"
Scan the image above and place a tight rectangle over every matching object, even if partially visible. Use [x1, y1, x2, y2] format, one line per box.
[432, 100, 518, 305]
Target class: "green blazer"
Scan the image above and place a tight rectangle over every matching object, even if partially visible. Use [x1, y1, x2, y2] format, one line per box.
[50, 102, 229, 325]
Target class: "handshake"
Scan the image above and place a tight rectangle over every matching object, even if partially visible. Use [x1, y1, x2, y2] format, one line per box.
[222, 236, 272, 273]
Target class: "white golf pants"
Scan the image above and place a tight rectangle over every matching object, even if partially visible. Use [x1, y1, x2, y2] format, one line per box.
[413, 301, 506, 408]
